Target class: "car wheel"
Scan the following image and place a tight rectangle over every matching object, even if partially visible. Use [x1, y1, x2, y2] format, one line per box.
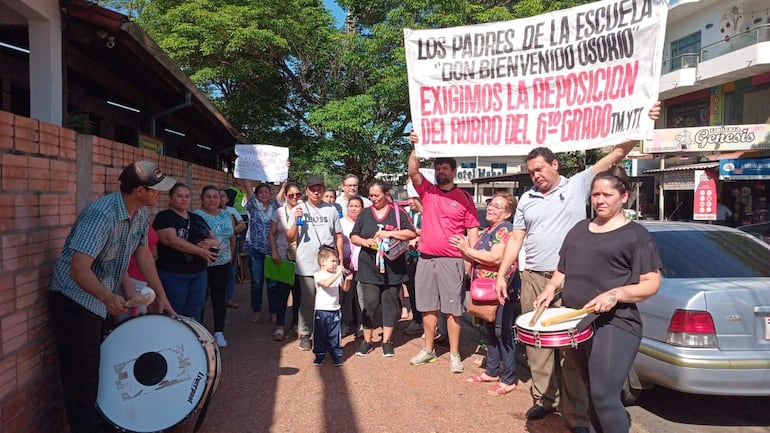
[621, 376, 642, 406]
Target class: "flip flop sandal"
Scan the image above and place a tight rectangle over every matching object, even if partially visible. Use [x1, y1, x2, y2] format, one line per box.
[488, 383, 515, 395]
[467, 374, 499, 383]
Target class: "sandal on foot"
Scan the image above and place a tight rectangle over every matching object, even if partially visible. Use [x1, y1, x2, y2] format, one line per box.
[488, 383, 515, 395]
[467, 374, 499, 383]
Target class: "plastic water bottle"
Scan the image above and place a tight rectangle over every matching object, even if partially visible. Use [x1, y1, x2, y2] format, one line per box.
[296, 215, 304, 227]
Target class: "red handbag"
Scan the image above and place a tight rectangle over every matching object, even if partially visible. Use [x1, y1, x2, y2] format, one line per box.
[470, 277, 498, 302]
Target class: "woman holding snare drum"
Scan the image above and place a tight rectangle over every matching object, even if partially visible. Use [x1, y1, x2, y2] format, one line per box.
[535, 166, 661, 433]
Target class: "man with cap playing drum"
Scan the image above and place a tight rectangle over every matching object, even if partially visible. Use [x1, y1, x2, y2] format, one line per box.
[50, 161, 177, 433]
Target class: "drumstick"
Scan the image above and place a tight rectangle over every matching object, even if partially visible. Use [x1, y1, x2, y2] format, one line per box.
[528, 303, 547, 327]
[540, 306, 596, 327]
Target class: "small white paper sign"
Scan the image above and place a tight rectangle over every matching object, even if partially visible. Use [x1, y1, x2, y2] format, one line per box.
[234, 145, 289, 182]
[407, 168, 436, 197]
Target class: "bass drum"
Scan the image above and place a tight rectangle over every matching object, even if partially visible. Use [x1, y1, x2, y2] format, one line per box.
[97, 314, 221, 433]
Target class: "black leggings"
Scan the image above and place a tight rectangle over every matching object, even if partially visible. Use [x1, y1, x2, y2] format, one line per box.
[566, 323, 641, 433]
[359, 282, 399, 329]
[206, 264, 230, 332]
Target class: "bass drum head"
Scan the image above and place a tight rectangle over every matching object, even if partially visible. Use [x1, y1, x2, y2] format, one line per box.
[97, 314, 217, 433]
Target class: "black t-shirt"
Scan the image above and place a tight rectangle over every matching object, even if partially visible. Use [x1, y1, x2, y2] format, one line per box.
[352, 206, 416, 286]
[559, 220, 662, 338]
[153, 209, 210, 274]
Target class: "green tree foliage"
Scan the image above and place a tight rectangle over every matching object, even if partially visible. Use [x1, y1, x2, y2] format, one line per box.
[124, 0, 593, 186]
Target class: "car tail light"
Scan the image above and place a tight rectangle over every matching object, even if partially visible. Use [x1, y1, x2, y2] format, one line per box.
[666, 310, 718, 347]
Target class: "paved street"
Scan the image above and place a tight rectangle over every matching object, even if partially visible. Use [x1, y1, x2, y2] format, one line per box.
[169, 282, 654, 433]
[168, 281, 770, 433]
[179, 295, 567, 432]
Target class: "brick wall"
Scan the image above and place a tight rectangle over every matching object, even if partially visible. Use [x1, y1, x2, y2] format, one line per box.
[0, 110, 230, 433]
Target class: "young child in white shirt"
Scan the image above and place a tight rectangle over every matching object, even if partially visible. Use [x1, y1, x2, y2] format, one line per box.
[313, 246, 352, 366]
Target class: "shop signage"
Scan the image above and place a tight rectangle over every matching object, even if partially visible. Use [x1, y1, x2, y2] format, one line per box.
[455, 168, 504, 182]
[138, 133, 163, 154]
[709, 86, 723, 126]
[693, 169, 717, 220]
[643, 123, 770, 153]
[719, 158, 770, 180]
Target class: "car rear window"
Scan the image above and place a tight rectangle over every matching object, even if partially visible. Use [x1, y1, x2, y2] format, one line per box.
[651, 231, 770, 278]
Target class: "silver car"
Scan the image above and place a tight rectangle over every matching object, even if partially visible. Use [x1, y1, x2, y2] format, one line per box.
[739, 222, 770, 244]
[624, 222, 770, 404]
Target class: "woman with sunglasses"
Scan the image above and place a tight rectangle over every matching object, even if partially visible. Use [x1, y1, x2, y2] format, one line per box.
[451, 192, 519, 396]
[268, 183, 302, 341]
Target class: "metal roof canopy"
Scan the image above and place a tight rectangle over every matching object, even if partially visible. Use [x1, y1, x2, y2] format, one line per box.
[644, 162, 719, 173]
[60, 0, 244, 165]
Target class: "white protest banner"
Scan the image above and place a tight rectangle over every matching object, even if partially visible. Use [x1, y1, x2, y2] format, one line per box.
[234, 145, 289, 182]
[404, 0, 667, 157]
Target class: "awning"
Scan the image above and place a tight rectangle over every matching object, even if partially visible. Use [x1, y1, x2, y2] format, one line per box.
[644, 162, 719, 174]
[706, 150, 770, 161]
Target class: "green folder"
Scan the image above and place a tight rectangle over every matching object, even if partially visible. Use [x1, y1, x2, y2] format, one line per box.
[264, 256, 296, 285]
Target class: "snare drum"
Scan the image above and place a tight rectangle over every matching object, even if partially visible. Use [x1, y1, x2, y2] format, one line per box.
[515, 307, 594, 349]
[97, 314, 220, 433]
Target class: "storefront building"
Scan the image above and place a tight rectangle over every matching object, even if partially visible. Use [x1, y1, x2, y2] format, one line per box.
[638, 0, 770, 224]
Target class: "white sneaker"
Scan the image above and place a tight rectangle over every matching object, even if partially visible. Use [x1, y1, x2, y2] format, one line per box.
[449, 352, 464, 373]
[214, 332, 228, 347]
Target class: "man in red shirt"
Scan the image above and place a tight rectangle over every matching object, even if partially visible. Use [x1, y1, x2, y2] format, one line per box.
[407, 132, 479, 373]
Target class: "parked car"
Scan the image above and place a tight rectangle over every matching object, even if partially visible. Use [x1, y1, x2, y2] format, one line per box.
[623, 221, 770, 404]
[738, 222, 770, 244]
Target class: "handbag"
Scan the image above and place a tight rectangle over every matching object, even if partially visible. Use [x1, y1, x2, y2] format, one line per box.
[467, 263, 499, 322]
[383, 238, 409, 260]
[287, 241, 297, 261]
[376, 205, 409, 261]
[470, 277, 498, 302]
[467, 299, 498, 322]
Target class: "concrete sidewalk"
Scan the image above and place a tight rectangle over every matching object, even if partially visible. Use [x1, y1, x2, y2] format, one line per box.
[171, 282, 626, 433]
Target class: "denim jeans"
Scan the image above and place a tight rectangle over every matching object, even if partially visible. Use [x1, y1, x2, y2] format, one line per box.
[484, 294, 517, 385]
[159, 269, 207, 323]
[484, 272, 520, 385]
[291, 280, 300, 328]
[266, 279, 290, 327]
[246, 247, 266, 312]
